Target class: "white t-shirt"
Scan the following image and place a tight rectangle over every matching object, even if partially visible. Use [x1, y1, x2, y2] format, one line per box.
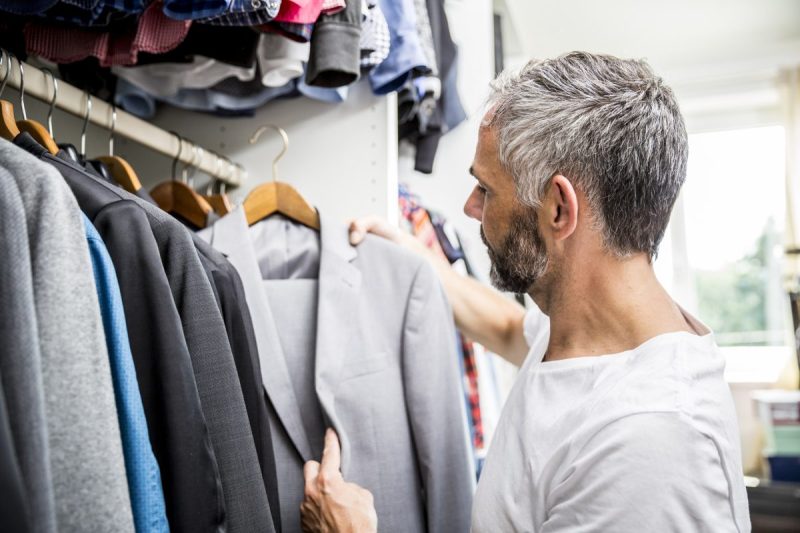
[471, 306, 751, 533]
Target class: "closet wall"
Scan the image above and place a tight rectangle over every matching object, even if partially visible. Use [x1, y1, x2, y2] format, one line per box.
[3, 76, 398, 225]
[399, 0, 495, 281]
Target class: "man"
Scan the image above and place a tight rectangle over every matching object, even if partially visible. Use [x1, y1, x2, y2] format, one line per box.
[301, 52, 751, 532]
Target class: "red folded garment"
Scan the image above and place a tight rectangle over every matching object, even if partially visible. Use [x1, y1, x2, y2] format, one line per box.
[273, 0, 324, 24]
[25, 1, 190, 67]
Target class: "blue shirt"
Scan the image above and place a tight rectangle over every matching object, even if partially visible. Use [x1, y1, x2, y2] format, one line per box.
[199, 0, 280, 26]
[83, 215, 169, 533]
[370, 0, 430, 95]
[162, 0, 232, 20]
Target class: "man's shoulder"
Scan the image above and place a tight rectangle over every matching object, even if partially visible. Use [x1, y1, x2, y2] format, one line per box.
[552, 333, 731, 447]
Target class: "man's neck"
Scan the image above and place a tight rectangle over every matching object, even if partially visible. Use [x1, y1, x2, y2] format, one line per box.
[533, 254, 695, 362]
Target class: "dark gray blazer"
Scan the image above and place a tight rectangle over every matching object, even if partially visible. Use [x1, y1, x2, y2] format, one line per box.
[200, 207, 475, 533]
[14, 133, 275, 533]
[194, 236, 282, 532]
[0, 374, 32, 533]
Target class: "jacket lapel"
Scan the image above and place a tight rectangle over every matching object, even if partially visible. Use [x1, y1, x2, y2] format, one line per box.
[199, 207, 314, 462]
[314, 214, 362, 475]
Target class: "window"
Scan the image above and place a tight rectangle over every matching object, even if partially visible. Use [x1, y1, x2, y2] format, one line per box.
[658, 126, 791, 353]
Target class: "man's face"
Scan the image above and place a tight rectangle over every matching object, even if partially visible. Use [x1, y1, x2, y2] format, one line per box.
[464, 126, 549, 293]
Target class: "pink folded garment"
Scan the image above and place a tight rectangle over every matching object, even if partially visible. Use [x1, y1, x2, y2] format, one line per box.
[25, 1, 190, 67]
[273, 0, 325, 24]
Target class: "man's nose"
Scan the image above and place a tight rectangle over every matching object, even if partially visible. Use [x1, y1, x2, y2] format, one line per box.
[463, 187, 483, 222]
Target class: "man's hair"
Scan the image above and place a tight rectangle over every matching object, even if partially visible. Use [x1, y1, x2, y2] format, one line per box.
[485, 51, 688, 258]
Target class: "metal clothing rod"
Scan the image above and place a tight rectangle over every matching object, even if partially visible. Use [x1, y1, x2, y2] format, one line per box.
[0, 56, 246, 187]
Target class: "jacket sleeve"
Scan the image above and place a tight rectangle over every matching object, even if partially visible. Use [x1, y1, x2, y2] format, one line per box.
[402, 260, 475, 533]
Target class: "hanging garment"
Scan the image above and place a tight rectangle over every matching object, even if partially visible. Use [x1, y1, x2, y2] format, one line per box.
[401, 0, 466, 174]
[0, 165, 44, 533]
[0, 373, 31, 533]
[359, 0, 389, 70]
[306, 0, 361, 88]
[193, 237, 282, 532]
[83, 215, 169, 533]
[399, 187, 486, 469]
[199, 207, 475, 533]
[14, 132, 278, 533]
[370, 0, 430, 94]
[15, 133, 226, 533]
[0, 139, 135, 533]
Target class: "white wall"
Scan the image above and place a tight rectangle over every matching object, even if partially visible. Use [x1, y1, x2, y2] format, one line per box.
[7, 79, 399, 226]
[502, 0, 800, 133]
[399, 0, 496, 280]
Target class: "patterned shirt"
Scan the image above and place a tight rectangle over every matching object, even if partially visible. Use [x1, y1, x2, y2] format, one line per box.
[199, 0, 281, 26]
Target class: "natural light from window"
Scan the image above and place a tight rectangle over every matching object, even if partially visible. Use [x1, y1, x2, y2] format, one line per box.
[657, 125, 791, 381]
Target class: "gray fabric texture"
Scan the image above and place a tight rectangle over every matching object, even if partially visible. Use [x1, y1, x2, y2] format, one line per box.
[139, 198, 273, 533]
[0, 139, 135, 533]
[11, 134, 274, 533]
[199, 208, 475, 533]
[0, 165, 54, 533]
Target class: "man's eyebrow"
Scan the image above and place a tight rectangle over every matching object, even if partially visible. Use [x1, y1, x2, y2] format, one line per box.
[469, 166, 489, 187]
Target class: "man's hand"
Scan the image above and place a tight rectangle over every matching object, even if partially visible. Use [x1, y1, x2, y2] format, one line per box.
[301, 429, 378, 533]
[348, 216, 435, 260]
[348, 215, 403, 246]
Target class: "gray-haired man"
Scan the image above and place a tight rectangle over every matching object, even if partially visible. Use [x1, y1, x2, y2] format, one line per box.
[301, 52, 751, 532]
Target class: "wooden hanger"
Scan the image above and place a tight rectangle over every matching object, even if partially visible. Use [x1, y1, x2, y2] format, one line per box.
[96, 105, 143, 193]
[202, 157, 234, 216]
[0, 50, 21, 141]
[206, 192, 232, 217]
[151, 135, 213, 229]
[203, 180, 233, 216]
[9, 54, 58, 154]
[242, 124, 320, 230]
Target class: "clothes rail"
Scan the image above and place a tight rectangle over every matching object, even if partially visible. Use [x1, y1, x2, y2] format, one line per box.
[0, 56, 246, 187]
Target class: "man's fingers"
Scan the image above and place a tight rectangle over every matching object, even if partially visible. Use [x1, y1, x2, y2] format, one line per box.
[303, 460, 321, 500]
[349, 215, 395, 245]
[319, 428, 342, 485]
[349, 217, 374, 245]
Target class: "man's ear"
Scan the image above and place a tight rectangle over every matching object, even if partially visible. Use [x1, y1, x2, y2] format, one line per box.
[544, 174, 579, 242]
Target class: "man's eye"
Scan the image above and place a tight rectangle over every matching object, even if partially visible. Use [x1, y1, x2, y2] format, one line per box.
[477, 184, 487, 194]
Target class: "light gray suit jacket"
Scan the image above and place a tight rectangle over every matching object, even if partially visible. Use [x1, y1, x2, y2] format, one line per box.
[0, 164, 56, 533]
[200, 207, 475, 533]
[0, 139, 135, 532]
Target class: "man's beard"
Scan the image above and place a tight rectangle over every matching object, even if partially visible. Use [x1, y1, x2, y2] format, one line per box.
[480, 205, 549, 294]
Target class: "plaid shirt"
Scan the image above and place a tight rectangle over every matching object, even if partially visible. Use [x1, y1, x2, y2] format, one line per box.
[360, 0, 389, 69]
[162, 0, 232, 20]
[199, 0, 280, 26]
